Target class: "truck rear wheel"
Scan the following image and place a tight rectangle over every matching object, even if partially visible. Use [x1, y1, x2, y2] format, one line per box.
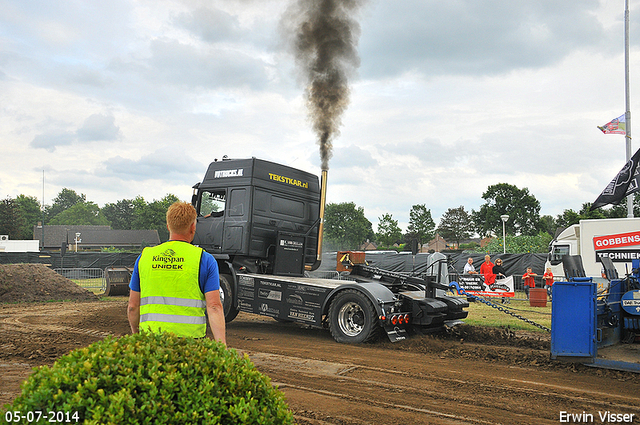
[219, 274, 239, 323]
[328, 289, 379, 343]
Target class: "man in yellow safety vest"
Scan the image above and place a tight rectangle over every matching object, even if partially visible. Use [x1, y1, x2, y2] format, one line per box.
[127, 201, 226, 344]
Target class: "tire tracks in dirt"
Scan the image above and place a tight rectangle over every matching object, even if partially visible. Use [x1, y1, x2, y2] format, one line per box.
[1, 301, 639, 424]
[247, 351, 638, 425]
[0, 304, 113, 338]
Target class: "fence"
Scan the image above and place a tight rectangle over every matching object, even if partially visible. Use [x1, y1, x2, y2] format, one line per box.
[54, 268, 106, 293]
[0, 251, 140, 269]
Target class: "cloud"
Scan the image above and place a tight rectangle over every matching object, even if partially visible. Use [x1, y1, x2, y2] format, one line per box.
[330, 144, 377, 169]
[2, 0, 637, 227]
[67, 69, 112, 88]
[146, 38, 271, 90]
[174, 7, 243, 43]
[30, 113, 121, 151]
[76, 114, 122, 142]
[101, 149, 205, 183]
[359, 0, 608, 79]
[30, 131, 76, 152]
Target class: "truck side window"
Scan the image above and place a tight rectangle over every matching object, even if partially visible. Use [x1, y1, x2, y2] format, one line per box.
[549, 244, 570, 265]
[228, 188, 246, 217]
[201, 191, 226, 217]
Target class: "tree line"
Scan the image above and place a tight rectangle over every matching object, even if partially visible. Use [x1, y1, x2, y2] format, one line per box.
[323, 182, 638, 254]
[0, 188, 179, 242]
[1, 182, 636, 253]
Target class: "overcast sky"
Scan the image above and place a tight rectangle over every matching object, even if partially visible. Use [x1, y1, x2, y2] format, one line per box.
[1, 0, 638, 231]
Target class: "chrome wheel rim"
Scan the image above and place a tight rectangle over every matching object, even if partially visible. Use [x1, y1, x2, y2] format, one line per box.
[337, 301, 365, 337]
[219, 284, 226, 306]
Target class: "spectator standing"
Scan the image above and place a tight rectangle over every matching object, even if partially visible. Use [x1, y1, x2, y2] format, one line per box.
[543, 267, 554, 301]
[493, 258, 506, 279]
[479, 255, 495, 286]
[463, 257, 477, 274]
[493, 258, 509, 304]
[522, 267, 537, 300]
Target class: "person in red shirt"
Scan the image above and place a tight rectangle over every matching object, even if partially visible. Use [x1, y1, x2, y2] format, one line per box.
[543, 267, 554, 301]
[479, 254, 495, 286]
[522, 267, 537, 299]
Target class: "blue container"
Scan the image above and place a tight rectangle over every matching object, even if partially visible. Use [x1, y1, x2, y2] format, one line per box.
[551, 280, 596, 362]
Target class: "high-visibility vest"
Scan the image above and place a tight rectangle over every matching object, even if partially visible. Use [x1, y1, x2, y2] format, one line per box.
[138, 241, 206, 337]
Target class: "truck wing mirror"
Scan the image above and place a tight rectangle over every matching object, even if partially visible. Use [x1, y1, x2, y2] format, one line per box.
[599, 256, 619, 280]
[562, 255, 587, 280]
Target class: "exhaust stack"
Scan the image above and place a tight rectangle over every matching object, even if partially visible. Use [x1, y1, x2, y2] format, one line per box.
[307, 169, 328, 271]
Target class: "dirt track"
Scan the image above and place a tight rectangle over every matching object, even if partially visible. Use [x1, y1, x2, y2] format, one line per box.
[1, 298, 639, 425]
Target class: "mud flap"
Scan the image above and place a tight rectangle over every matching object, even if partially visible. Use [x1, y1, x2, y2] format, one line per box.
[384, 325, 408, 342]
[444, 319, 466, 328]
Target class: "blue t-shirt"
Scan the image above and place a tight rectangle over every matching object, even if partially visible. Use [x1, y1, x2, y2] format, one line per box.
[129, 246, 220, 294]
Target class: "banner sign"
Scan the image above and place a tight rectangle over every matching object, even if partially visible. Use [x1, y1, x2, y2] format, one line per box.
[456, 275, 515, 297]
[596, 250, 640, 263]
[593, 230, 640, 250]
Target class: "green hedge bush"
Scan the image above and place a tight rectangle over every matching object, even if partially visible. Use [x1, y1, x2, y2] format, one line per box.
[4, 332, 293, 424]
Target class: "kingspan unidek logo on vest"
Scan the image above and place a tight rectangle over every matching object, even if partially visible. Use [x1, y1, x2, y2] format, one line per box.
[151, 248, 186, 270]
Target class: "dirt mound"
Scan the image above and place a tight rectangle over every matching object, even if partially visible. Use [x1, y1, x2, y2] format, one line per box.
[447, 323, 550, 350]
[378, 323, 576, 372]
[0, 264, 98, 303]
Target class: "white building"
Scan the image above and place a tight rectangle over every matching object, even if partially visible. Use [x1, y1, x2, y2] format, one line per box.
[0, 235, 40, 252]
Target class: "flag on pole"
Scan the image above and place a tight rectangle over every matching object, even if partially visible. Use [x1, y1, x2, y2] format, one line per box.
[597, 114, 626, 135]
[590, 147, 640, 210]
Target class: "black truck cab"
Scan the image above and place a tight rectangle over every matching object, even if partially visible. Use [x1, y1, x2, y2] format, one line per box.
[192, 157, 321, 275]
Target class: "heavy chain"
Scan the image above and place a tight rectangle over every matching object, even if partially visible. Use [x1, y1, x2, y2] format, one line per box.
[454, 286, 551, 333]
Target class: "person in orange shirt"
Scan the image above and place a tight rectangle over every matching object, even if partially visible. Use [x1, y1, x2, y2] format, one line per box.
[522, 267, 537, 299]
[479, 254, 495, 286]
[543, 267, 554, 301]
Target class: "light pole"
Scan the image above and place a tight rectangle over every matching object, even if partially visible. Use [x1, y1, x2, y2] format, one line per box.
[75, 232, 81, 252]
[500, 215, 509, 254]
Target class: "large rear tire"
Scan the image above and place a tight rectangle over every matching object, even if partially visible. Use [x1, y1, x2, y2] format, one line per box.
[328, 289, 380, 343]
[219, 273, 239, 323]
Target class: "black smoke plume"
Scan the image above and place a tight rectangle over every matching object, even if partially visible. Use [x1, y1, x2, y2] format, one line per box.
[283, 0, 365, 170]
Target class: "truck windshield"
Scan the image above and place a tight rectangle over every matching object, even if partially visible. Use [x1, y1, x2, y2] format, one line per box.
[200, 190, 226, 217]
[549, 244, 570, 265]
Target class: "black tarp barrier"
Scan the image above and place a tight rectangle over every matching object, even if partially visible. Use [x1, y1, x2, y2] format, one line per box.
[321, 251, 546, 274]
[319, 251, 549, 290]
[359, 251, 450, 275]
[318, 251, 433, 273]
[0, 252, 139, 269]
[1, 250, 549, 289]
